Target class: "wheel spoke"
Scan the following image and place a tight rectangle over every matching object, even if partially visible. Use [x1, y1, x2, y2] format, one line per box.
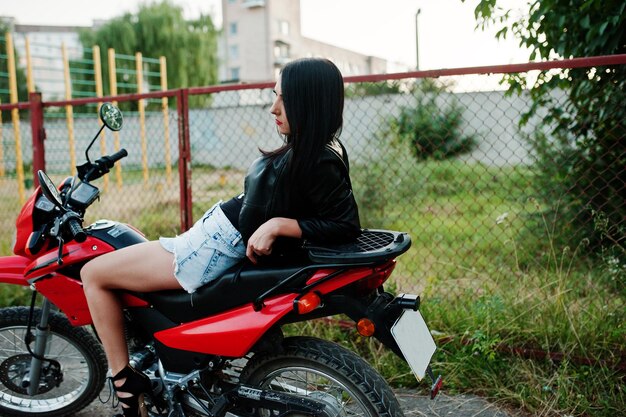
[0, 329, 24, 356]
[0, 325, 93, 413]
[261, 367, 369, 417]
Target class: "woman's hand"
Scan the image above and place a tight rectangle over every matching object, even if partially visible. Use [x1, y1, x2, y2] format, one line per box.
[246, 217, 302, 264]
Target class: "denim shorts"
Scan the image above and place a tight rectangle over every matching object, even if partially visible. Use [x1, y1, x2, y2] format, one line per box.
[159, 202, 245, 293]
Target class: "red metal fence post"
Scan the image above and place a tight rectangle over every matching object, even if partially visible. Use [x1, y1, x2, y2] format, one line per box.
[29, 92, 45, 187]
[176, 88, 193, 231]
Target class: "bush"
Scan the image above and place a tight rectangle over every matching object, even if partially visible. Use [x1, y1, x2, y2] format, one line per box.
[386, 80, 476, 161]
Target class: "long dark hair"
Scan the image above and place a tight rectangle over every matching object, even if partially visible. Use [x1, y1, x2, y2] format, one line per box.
[263, 58, 344, 182]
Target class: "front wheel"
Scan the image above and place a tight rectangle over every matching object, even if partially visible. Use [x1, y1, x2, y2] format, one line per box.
[0, 306, 108, 417]
[240, 336, 405, 417]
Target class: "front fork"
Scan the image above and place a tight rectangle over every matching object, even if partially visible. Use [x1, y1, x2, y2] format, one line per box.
[24, 294, 54, 395]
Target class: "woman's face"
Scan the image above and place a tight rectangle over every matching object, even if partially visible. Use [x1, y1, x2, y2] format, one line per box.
[270, 76, 290, 135]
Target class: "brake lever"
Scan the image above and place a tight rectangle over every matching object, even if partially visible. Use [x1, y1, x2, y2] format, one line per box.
[56, 236, 64, 266]
[50, 217, 60, 238]
[50, 214, 67, 265]
[51, 217, 65, 266]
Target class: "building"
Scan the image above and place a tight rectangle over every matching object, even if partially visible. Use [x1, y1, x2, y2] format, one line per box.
[2, 0, 389, 102]
[1, 18, 85, 101]
[220, 0, 388, 82]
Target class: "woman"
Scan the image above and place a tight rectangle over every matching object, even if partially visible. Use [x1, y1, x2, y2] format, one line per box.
[81, 57, 361, 417]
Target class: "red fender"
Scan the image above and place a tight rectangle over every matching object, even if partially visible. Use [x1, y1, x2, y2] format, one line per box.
[154, 294, 296, 357]
[0, 255, 31, 286]
[33, 274, 93, 325]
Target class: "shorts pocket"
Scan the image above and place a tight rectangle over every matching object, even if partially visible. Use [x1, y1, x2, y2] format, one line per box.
[200, 249, 223, 285]
[202, 215, 244, 257]
[208, 230, 242, 256]
[177, 245, 203, 269]
[176, 227, 210, 269]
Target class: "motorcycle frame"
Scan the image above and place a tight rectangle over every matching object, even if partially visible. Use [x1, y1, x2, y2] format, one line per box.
[0, 233, 400, 359]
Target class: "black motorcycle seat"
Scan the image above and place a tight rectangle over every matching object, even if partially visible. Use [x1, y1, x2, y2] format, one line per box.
[136, 259, 314, 324]
[134, 229, 411, 324]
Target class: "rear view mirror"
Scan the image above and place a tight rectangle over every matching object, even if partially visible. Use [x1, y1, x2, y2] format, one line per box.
[99, 103, 123, 131]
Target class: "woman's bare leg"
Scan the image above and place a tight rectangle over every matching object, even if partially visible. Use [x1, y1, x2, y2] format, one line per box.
[82, 240, 181, 416]
[81, 240, 181, 374]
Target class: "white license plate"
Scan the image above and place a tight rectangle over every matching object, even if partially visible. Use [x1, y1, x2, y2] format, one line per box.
[390, 309, 436, 381]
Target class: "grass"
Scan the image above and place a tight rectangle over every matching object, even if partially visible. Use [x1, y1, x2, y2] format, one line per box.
[0, 157, 623, 416]
[348, 150, 624, 416]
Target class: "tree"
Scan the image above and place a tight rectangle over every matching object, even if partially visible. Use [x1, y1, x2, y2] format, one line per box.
[467, 0, 626, 261]
[77, 0, 219, 107]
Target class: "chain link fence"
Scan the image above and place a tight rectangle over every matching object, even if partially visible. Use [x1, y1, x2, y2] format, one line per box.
[1, 56, 624, 370]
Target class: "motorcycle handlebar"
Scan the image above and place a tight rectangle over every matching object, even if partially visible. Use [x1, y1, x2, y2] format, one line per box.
[67, 218, 87, 243]
[103, 148, 128, 168]
[83, 148, 128, 182]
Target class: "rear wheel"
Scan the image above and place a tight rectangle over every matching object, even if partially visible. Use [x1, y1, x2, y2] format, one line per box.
[0, 306, 107, 417]
[240, 336, 405, 417]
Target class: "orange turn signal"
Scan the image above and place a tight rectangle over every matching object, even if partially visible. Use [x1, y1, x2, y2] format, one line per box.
[356, 318, 376, 337]
[295, 292, 321, 314]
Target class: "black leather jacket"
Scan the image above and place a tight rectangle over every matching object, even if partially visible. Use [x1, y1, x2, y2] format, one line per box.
[238, 139, 361, 245]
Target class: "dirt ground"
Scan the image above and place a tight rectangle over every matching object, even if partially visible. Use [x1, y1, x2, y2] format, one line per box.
[74, 387, 527, 417]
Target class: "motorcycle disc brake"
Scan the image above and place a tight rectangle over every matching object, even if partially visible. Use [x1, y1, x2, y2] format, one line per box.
[0, 354, 61, 394]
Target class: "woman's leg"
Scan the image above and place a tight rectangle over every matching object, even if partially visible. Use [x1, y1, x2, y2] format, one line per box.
[82, 240, 181, 416]
[81, 240, 181, 374]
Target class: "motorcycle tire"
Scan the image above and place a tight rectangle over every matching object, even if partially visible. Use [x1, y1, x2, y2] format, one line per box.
[240, 336, 405, 417]
[0, 306, 108, 417]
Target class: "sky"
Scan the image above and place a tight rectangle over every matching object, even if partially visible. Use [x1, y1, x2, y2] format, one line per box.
[0, 0, 531, 71]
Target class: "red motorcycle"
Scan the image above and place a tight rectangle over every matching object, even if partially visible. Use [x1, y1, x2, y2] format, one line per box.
[0, 103, 441, 417]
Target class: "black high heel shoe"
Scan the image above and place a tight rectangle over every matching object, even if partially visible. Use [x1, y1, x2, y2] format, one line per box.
[111, 364, 151, 417]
